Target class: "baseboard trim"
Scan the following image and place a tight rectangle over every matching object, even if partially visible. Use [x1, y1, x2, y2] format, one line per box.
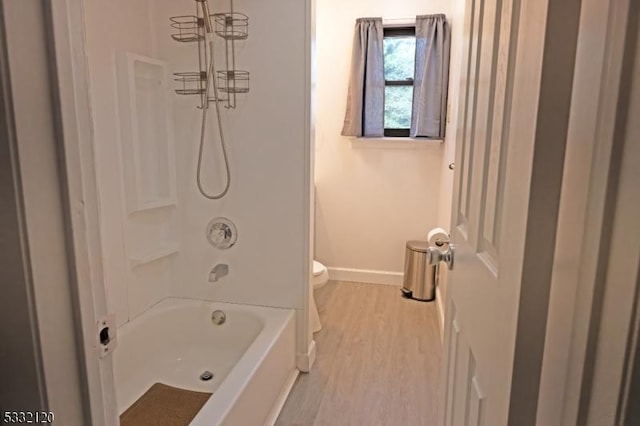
[436, 287, 445, 340]
[295, 339, 316, 373]
[264, 368, 299, 426]
[327, 267, 403, 286]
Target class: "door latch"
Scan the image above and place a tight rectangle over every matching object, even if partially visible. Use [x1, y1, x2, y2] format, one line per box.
[427, 245, 455, 270]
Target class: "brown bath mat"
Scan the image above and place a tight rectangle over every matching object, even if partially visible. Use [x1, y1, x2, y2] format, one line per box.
[120, 383, 212, 426]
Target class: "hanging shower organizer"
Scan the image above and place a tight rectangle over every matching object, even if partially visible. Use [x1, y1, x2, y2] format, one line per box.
[170, 1, 249, 109]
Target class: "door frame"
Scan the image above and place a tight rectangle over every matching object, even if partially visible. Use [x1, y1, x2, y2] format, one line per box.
[45, 0, 118, 424]
[536, 0, 640, 424]
[0, 0, 115, 424]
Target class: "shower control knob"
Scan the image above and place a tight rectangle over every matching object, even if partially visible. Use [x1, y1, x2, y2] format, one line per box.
[206, 217, 237, 249]
[211, 228, 226, 243]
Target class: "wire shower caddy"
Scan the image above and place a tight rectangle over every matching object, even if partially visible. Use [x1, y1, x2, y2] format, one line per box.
[170, 1, 249, 109]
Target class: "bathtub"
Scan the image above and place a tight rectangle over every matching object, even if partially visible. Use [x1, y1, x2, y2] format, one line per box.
[114, 297, 297, 425]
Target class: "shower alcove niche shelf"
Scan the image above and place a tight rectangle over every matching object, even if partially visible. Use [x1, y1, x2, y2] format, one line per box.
[170, 1, 250, 110]
[116, 53, 180, 271]
[116, 53, 178, 213]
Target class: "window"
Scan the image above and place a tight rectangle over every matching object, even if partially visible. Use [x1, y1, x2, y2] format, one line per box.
[383, 26, 416, 137]
[342, 17, 449, 140]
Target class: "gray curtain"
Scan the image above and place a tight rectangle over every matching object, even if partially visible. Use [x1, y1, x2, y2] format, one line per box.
[341, 18, 385, 137]
[411, 14, 451, 138]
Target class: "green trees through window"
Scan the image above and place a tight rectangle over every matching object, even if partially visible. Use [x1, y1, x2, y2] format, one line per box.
[383, 30, 416, 135]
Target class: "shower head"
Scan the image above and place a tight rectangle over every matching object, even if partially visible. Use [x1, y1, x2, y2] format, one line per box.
[196, 0, 214, 33]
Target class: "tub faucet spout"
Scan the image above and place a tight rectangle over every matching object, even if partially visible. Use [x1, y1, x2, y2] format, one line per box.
[209, 264, 229, 282]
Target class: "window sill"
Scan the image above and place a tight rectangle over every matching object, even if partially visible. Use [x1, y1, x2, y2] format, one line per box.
[350, 137, 443, 149]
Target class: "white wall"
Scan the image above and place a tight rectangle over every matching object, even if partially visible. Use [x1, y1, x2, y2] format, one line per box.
[314, 0, 454, 281]
[85, 0, 180, 326]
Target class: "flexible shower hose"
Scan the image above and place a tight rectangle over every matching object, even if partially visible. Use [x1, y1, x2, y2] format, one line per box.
[196, 42, 231, 200]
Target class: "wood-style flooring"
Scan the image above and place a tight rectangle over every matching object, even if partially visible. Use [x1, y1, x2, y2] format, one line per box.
[276, 280, 442, 426]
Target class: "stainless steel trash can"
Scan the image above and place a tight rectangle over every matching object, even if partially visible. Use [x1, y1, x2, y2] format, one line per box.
[402, 240, 437, 301]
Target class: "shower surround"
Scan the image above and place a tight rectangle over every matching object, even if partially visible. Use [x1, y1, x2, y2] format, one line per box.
[83, 0, 314, 421]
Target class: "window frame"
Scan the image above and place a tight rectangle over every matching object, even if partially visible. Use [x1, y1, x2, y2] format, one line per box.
[383, 26, 416, 138]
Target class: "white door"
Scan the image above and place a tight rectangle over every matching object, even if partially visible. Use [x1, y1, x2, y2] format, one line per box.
[439, 0, 579, 424]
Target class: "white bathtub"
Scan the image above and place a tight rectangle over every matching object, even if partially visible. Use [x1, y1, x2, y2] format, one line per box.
[114, 297, 297, 425]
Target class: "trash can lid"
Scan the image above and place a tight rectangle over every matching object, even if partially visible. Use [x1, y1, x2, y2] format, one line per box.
[406, 240, 428, 253]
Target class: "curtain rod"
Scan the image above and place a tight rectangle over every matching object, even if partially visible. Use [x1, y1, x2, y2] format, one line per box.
[383, 17, 416, 27]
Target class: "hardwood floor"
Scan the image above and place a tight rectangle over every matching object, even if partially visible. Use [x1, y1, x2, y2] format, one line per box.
[276, 280, 442, 426]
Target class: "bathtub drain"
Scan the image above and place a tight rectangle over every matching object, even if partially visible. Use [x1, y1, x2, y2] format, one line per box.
[200, 371, 214, 381]
[211, 310, 226, 325]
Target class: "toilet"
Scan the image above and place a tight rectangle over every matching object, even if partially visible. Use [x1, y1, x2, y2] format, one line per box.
[309, 185, 329, 333]
[312, 260, 329, 289]
[310, 260, 328, 333]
